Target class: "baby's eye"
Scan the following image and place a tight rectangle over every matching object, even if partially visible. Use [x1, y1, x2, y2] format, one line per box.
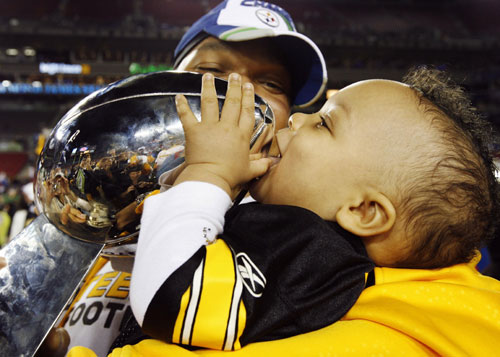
[316, 117, 327, 129]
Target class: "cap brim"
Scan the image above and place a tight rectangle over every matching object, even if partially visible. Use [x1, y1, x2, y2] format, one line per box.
[274, 32, 327, 108]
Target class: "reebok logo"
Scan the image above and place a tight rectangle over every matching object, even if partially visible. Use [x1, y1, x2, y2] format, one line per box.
[236, 252, 266, 297]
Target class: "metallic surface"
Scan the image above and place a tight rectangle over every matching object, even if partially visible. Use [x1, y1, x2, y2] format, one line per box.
[0, 71, 274, 356]
[35, 71, 274, 246]
[0, 215, 104, 356]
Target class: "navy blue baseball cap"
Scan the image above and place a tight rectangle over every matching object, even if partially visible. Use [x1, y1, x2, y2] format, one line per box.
[173, 0, 327, 108]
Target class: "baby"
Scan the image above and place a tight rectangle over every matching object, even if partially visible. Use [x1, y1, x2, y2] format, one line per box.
[127, 67, 498, 350]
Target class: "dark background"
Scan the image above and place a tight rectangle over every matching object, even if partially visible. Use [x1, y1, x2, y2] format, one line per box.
[0, 0, 499, 171]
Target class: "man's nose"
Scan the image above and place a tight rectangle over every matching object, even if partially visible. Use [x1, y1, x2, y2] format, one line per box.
[240, 75, 259, 94]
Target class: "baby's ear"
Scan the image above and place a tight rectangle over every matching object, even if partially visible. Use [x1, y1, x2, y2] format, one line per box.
[336, 191, 396, 237]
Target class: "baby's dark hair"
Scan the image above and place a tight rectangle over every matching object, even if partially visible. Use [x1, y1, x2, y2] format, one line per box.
[394, 66, 499, 269]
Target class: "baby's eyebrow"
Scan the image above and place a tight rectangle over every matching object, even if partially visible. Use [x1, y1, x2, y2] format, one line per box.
[323, 101, 349, 121]
[337, 101, 351, 117]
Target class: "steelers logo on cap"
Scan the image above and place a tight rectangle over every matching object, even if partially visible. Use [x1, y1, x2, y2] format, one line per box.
[255, 8, 280, 28]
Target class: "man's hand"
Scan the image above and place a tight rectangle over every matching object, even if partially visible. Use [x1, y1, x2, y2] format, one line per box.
[174, 73, 271, 196]
[61, 204, 86, 225]
[116, 200, 140, 229]
[34, 327, 70, 357]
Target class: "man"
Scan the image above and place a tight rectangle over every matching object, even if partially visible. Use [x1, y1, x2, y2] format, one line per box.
[56, 1, 327, 356]
[173, 0, 327, 129]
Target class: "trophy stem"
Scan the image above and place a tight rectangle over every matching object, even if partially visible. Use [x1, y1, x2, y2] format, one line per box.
[0, 215, 104, 357]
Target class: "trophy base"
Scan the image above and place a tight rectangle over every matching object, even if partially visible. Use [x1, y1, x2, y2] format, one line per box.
[0, 215, 104, 356]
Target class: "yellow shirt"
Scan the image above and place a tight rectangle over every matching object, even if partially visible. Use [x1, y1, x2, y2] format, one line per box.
[69, 255, 500, 357]
[0, 211, 11, 247]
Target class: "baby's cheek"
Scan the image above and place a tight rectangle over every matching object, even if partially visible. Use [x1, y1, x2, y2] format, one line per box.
[248, 172, 274, 203]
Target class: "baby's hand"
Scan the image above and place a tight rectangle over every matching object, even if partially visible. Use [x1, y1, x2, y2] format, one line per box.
[174, 73, 271, 196]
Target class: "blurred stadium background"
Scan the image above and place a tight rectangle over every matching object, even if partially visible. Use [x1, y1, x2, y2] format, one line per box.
[0, 0, 499, 245]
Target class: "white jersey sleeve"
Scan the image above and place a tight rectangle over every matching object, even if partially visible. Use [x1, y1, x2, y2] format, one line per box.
[130, 181, 232, 325]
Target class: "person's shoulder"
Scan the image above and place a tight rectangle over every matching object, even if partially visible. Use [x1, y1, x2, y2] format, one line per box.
[350, 261, 500, 356]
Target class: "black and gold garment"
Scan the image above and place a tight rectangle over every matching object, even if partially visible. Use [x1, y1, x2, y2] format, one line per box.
[138, 203, 374, 351]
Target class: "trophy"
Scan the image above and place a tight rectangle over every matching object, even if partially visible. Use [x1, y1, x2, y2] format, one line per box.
[0, 71, 274, 356]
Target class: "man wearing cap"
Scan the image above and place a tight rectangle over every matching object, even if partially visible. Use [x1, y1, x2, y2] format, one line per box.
[173, 0, 327, 129]
[58, 1, 327, 356]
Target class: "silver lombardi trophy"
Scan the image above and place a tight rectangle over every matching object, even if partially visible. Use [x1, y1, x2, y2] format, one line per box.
[0, 71, 274, 356]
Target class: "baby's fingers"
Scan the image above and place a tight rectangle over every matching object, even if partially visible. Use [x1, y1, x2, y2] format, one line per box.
[201, 73, 220, 124]
[220, 73, 242, 125]
[239, 82, 256, 135]
[175, 94, 198, 128]
[249, 153, 264, 161]
[248, 157, 272, 180]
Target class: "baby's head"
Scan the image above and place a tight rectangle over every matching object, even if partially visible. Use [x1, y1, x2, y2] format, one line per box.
[251, 67, 498, 268]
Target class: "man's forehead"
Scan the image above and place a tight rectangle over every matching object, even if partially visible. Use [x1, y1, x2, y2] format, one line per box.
[194, 37, 284, 62]
[195, 37, 230, 52]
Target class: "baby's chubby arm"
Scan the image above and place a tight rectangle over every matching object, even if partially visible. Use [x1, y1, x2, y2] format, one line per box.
[174, 73, 272, 196]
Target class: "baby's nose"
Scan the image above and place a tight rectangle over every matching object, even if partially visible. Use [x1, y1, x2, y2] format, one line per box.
[288, 113, 308, 130]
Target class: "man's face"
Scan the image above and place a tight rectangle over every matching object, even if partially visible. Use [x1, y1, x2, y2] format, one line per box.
[176, 37, 292, 131]
[250, 79, 430, 221]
